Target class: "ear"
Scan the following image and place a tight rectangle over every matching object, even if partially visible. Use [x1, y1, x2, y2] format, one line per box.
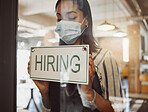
[85, 18, 88, 27]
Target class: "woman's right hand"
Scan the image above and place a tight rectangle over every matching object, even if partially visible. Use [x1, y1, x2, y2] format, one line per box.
[27, 59, 49, 95]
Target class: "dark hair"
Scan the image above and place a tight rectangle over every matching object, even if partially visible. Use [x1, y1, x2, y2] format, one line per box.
[55, 0, 98, 53]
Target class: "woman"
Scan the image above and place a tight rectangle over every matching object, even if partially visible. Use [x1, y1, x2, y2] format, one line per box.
[28, 0, 122, 111]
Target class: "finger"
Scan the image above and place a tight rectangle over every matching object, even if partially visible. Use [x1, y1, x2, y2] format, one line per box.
[89, 58, 94, 67]
[27, 64, 29, 69]
[27, 61, 30, 74]
[27, 64, 30, 74]
[28, 69, 30, 74]
[27, 67, 30, 74]
[89, 65, 94, 79]
[89, 56, 95, 73]
[28, 61, 30, 65]
[89, 64, 95, 82]
[89, 54, 93, 63]
[91, 63, 96, 73]
[88, 65, 95, 87]
[89, 54, 93, 64]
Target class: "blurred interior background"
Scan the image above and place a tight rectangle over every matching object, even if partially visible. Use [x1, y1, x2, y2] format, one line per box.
[17, 0, 148, 112]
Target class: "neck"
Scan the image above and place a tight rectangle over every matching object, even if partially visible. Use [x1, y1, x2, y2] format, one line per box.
[73, 38, 83, 45]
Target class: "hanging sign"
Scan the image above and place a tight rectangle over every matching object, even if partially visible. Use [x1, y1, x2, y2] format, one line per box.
[30, 45, 89, 84]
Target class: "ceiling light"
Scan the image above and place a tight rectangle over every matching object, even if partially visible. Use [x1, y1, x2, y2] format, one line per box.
[97, 21, 115, 31]
[20, 42, 25, 46]
[18, 33, 34, 38]
[113, 31, 127, 37]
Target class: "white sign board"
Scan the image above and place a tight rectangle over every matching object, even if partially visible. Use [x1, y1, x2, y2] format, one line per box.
[30, 45, 89, 84]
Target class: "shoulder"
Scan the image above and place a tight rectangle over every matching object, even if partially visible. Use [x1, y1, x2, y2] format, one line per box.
[92, 48, 112, 58]
[92, 48, 114, 65]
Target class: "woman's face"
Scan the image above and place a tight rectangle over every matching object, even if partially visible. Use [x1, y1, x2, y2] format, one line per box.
[56, 1, 87, 31]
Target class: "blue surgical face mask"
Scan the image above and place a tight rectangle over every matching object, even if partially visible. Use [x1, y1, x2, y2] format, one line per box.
[55, 18, 87, 44]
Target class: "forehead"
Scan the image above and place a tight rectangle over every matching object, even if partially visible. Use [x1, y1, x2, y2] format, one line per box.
[56, 1, 80, 13]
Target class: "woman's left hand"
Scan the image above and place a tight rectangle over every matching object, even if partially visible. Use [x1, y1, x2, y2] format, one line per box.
[81, 54, 96, 100]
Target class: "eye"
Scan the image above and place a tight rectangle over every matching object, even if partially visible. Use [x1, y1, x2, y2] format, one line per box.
[66, 11, 78, 21]
[68, 16, 77, 21]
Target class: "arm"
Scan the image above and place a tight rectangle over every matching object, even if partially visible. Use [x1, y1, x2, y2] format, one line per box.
[41, 90, 51, 109]
[89, 90, 114, 112]
[81, 80, 114, 112]
[81, 54, 114, 112]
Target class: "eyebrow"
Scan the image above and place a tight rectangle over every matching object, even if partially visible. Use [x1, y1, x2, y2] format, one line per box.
[56, 11, 77, 16]
[66, 11, 77, 15]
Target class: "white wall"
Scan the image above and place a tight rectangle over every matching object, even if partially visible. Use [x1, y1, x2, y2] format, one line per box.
[17, 49, 30, 82]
